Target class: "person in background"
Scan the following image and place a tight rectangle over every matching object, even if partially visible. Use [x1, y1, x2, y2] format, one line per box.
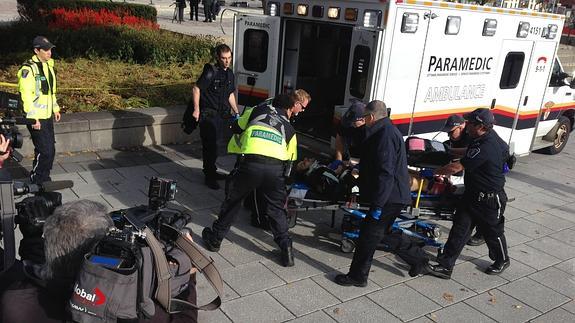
[18, 36, 61, 185]
[188, 0, 199, 21]
[191, 44, 239, 190]
[334, 101, 366, 163]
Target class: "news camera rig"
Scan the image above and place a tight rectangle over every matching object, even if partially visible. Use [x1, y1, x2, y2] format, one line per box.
[1, 180, 73, 273]
[0, 91, 35, 163]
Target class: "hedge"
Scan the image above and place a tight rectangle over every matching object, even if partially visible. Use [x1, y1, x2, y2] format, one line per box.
[0, 22, 217, 65]
[17, 0, 157, 23]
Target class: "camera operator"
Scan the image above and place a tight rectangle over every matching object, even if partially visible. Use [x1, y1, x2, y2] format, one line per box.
[1, 200, 198, 323]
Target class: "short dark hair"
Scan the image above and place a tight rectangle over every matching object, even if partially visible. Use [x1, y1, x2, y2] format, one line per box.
[272, 94, 296, 110]
[215, 44, 232, 57]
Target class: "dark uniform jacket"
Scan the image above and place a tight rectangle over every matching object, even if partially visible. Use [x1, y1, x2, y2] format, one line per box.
[337, 124, 365, 159]
[460, 129, 508, 195]
[359, 118, 411, 208]
[196, 64, 234, 116]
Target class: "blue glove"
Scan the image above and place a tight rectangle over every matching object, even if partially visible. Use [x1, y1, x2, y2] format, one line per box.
[419, 169, 434, 179]
[368, 208, 382, 220]
[233, 113, 240, 121]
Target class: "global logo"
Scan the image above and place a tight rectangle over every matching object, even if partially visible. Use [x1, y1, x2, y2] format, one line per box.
[73, 283, 106, 306]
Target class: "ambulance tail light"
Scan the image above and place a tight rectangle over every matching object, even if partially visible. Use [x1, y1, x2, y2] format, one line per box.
[546, 24, 558, 39]
[268, 2, 279, 16]
[297, 4, 309, 16]
[482, 19, 497, 37]
[363, 10, 382, 28]
[445, 16, 461, 35]
[401, 13, 419, 33]
[517, 22, 530, 38]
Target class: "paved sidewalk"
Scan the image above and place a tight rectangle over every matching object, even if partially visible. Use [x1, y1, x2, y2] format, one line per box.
[6, 139, 575, 323]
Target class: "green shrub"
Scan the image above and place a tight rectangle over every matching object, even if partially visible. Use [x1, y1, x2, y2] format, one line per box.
[17, 0, 157, 23]
[0, 22, 217, 66]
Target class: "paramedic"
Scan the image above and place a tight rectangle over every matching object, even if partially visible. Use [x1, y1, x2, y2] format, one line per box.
[18, 36, 62, 185]
[334, 100, 432, 287]
[202, 94, 302, 267]
[430, 108, 510, 279]
[0, 200, 198, 322]
[334, 101, 366, 162]
[240, 90, 312, 230]
[442, 115, 484, 247]
[191, 44, 239, 190]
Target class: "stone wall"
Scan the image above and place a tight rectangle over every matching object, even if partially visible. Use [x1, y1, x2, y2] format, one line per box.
[17, 106, 199, 156]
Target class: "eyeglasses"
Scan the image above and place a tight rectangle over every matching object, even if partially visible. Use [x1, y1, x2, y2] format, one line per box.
[298, 102, 307, 109]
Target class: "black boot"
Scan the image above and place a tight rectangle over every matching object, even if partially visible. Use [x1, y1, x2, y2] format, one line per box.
[280, 245, 294, 267]
[485, 259, 510, 275]
[334, 274, 367, 287]
[427, 264, 453, 279]
[205, 177, 220, 190]
[202, 228, 221, 252]
[467, 232, 485, 246]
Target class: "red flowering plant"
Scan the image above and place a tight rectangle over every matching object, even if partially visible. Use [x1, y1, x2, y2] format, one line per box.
[48, 7, 159, 30]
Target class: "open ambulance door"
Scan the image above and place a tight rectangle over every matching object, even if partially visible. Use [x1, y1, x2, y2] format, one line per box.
[491, 40, 534, 153]
[344, 27, 384, 103]
[233, 14, 281, 108]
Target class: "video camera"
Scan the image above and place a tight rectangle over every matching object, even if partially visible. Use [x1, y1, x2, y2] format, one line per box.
[103, 177, 190, 258]
[0, 91, 36, 162]
[1, 180, 73, 273]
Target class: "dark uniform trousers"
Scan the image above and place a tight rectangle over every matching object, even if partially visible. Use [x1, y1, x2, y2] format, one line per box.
[27, 118, 55, 184]
[199, 113, 230, 178]
[349, 204, 429, 282]
[212, 157, 292, 249]
[438, 190, 508, 270]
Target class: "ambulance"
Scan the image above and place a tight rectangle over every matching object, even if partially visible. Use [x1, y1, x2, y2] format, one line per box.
[232, 0, 575, 155]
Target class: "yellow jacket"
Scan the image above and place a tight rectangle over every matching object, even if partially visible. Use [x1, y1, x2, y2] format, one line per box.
[17, 55, 60, 120]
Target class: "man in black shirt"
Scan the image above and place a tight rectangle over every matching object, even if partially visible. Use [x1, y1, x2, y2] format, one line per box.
[192, 44, 239, 190]
[334, 101, 432, 287]
[430, 108, 510, 279]
[442, 114, 484, 246]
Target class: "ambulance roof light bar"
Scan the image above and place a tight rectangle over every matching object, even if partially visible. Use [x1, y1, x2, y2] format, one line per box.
[363, 9, 382, 28]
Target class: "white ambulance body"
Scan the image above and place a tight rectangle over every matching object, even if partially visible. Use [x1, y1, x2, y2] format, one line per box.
[233, 0, 575, 156]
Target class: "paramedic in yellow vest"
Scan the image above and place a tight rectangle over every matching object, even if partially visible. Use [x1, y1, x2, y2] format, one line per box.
[202, 93, 306, 267]
[229, 90, 311, 229]
[18, 36, 61, 184]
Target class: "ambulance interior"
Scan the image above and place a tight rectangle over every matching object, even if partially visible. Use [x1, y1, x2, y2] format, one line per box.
[281, 20, 353, 140]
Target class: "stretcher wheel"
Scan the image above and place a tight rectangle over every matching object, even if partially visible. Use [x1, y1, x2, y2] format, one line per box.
[340, 238, 356, 253]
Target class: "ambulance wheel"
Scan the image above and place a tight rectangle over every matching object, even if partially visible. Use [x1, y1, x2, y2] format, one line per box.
[542, 116, 571, 155]
[340, 239, 356, 253]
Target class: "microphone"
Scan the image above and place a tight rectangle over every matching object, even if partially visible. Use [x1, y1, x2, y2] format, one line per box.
[12, 180, 74, 195]
[42, 180, 74, 192]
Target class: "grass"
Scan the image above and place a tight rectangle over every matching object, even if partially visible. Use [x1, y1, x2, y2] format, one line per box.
[0, 57, 206, 112]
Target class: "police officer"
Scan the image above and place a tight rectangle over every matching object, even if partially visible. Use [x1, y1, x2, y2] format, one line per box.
[335, 101, 432, 287]
[430, 108, 510, 278]
[192, 44, 239, 190]
[18, 36, 62, 185]
[202, 94, 301, 267]
[442, 114, 484, 246]
[334, 101, 366, 162]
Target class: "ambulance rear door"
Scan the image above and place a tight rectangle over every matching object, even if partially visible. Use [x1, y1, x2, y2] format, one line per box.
[233, 14, 281, 108]
[344, 27, 384, 103]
